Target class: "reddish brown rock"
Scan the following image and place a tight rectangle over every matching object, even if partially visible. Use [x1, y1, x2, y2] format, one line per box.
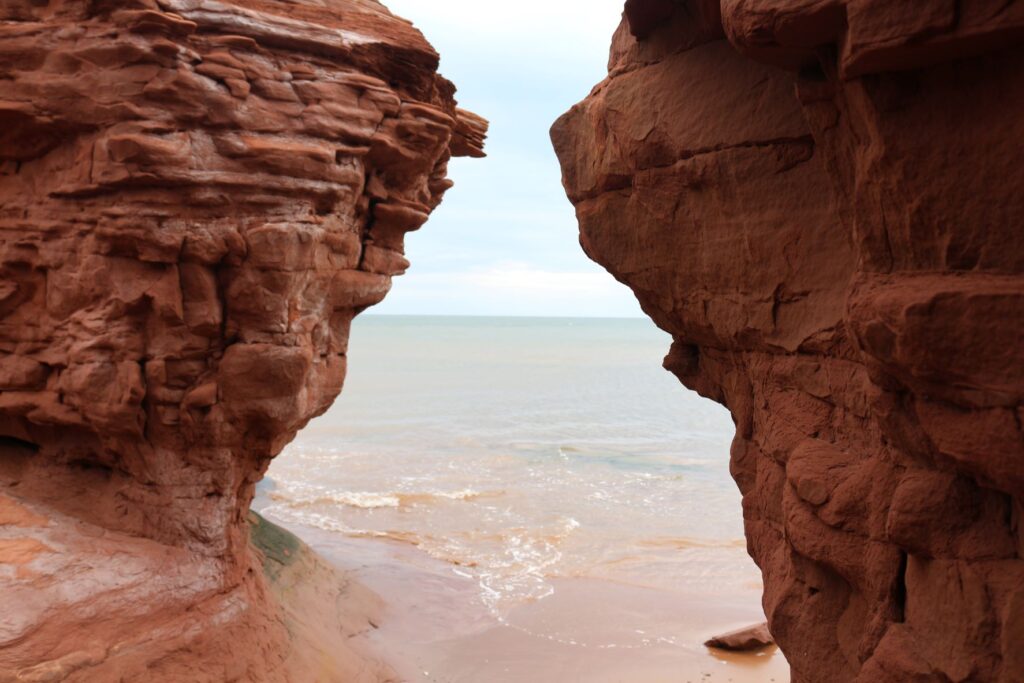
[553, 2, 1023, 681]
[0, 0, 484, 680]
[704, 622, 774, 651]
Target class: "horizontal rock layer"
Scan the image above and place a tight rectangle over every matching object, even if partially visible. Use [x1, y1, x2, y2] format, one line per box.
[0, 0, 484, 679]
[554, 1, 1023, 681]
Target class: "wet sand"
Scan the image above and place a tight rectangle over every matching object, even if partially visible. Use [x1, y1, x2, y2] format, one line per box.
[268, 515, 790, 683]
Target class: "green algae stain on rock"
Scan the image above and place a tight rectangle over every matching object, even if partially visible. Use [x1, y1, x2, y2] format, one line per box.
[246, 509, 395, 679]
[249, 510, 303, 580]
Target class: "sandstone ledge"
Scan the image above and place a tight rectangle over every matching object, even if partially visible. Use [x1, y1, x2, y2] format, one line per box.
[0, 497, 391, 682]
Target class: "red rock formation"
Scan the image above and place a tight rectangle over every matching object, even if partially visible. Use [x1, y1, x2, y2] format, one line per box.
[0, 0, 484, 679]
[553, 2, 1023, 681]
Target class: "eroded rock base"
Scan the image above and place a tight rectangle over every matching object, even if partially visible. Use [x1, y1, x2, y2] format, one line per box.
[1, 497, 391, 682]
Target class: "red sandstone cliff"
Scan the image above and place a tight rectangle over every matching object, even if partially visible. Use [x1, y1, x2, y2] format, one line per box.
[553, 1, 1024, 681]
[0, 1, 484, 679]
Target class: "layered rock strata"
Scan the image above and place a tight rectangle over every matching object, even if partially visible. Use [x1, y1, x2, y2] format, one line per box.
[553, 2, 1023, 681]
[0, 1, 484, 679]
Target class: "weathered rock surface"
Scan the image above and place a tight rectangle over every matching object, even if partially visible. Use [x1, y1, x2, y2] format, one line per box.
[704, 622, 774, 652]
[0, 0, 484, 679]
[553, 2, 1023, 681]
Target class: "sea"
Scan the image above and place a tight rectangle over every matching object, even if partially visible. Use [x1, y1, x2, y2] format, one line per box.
[258, 315, 763, 618]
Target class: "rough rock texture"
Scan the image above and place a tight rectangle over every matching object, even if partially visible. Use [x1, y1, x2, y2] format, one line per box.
[704, 622, 774, 652]
[249, 511, 393, 682]
[553, 2, 1023, 681]
[0, 0, 484, 679]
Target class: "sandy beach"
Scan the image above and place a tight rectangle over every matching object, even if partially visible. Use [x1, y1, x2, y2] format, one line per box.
[265, 516, 789, 683]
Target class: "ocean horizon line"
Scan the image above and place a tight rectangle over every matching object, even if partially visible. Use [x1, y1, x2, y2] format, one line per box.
[360, 312, 650, 322]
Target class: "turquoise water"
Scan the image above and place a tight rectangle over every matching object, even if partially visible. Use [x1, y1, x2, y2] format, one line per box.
[261, 315, 759, 614]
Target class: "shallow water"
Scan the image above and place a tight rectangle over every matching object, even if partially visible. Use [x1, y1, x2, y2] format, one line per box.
[260, 315, 763, 620]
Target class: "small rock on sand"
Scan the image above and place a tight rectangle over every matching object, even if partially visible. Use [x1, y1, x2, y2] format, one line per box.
[704, 623, 774, 651]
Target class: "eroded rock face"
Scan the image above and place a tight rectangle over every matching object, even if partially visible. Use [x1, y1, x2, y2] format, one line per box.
[553, 2, 1023, 681]
[0, 1, 484, 679]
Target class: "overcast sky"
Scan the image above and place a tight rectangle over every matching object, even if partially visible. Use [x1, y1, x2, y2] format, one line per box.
[372, 1, 641, 318]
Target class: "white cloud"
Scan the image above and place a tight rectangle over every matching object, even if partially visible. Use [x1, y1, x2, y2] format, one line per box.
[376, 263, 643, 318]
[462, 263, 617, 292]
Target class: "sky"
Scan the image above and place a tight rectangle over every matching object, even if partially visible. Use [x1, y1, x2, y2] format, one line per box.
[372, 0, 642, 318]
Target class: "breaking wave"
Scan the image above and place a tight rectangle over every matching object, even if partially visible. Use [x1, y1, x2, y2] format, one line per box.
[268, 483, 502, 510]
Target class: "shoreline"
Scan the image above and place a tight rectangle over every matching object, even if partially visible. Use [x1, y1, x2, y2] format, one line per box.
[260, 509, 790, 682]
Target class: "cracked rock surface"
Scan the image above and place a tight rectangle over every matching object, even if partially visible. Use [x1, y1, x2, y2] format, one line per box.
[554, 1, 1023, 681]
[0, 0, 484, 680]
